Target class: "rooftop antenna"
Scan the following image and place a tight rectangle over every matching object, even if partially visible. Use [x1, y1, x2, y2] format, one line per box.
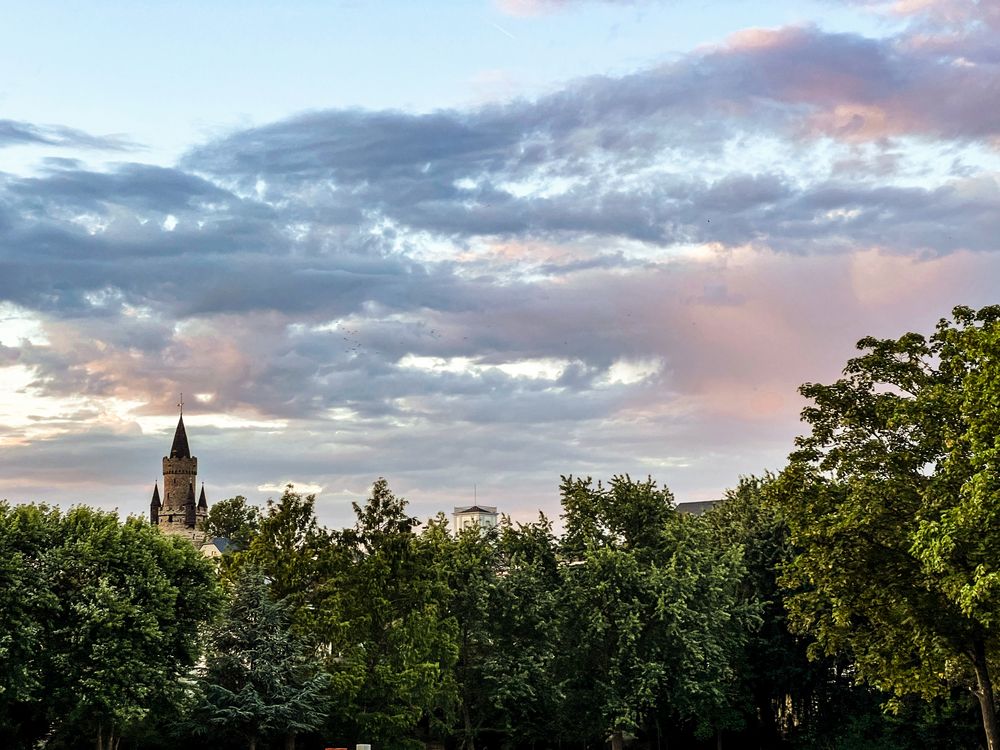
[177, 393, 184, 416]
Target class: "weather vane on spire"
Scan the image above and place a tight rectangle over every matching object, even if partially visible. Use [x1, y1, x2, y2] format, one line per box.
[177, 392, 184, 416]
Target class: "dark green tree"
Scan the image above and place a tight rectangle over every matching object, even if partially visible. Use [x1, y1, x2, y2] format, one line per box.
[424, 514, 491, 750]
[0, 503, 60, 748]
[705, 475, 817, 743]
[777, 305, 1000, 750]
[447, 513, 564, 750]
[193, 564, 330, 750]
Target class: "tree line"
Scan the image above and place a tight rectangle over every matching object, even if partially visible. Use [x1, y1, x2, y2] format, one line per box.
[3, 305, 1000, 750]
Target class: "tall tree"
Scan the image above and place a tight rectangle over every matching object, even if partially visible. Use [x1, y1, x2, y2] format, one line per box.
[240, 486, 330, 628]
[424, 514, 492, 750]
[465, 515, 563, 750]
[0, 503, 61, 749]
[330, 478, 458, 750]
[557, 475, 753, 749]
[777, 305, 1000, 750]
[193, 565, 330, 750]
[704, 475, 819, 744]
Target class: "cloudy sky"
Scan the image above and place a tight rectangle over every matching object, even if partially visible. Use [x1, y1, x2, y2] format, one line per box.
[1, 0, 998, 527]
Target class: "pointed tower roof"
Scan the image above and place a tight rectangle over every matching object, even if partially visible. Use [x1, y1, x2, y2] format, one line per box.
[198, 484, 208, 509]
[170, 415, 191, 459]
[150, 483, 161, 508]
[185, 482, 196, 506]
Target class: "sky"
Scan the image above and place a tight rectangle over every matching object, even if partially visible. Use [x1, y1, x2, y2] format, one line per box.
[1, 0, 998, 528]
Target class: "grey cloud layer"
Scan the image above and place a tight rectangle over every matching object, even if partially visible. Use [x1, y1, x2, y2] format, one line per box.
[172, 25, 1000, 254]
[0, 21, 997, 335]
[0, 119, 136, 151]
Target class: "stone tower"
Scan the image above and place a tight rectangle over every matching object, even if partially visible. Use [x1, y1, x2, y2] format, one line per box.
[150, 413, 209, 542]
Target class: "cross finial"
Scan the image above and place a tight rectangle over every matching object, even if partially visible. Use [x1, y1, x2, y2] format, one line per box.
[177, 393, 184, 415]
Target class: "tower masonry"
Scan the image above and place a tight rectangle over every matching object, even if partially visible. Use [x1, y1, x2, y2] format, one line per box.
[150, 413, 209, 543]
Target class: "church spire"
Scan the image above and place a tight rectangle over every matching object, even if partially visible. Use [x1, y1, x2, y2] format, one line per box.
[170, 414, 191, 459]
[198, 483, 208, 509]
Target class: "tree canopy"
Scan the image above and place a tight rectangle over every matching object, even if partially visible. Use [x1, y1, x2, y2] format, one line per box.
[11, 319, 1000, 750]
[777, 305, 1000, 750]
[0, 502, 218, 750]
[191, 564, 330, 750]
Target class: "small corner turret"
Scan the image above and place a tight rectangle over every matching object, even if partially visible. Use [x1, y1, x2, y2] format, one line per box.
[149, 483, 161, 524]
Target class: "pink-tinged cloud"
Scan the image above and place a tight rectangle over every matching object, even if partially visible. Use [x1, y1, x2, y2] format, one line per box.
[713, 25, 1000, 144]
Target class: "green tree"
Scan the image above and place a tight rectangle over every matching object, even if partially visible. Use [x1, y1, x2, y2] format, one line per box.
[704, 476, 974, 749]
[451, 514, 563, 750]
[193, 564, 330, 750]
[777, 305, 1000, 750]
[0, 503, 61, 748]
[200, 495, 261, 550]
[240, 486, 331, 628]
[0, 503, 218, 750]
[557, 475, 753, 749]
[424, 514, 491, 750]
[705, 475, 821, 744]
[329, 478, 458, 749]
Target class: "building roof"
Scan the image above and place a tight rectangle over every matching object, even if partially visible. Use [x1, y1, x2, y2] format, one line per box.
[675, 500, 719, 516]
[198, 484, 208, 509]
[150, 483, 161, 508]
[169, 415, 191, 459]
[203, 537, 232, 554]
[453, 505, 498, 515]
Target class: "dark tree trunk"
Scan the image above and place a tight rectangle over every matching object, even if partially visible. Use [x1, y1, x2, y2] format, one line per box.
[462, 702, 475, 750]
[755, 689, 777, 748]
[95, 723, 117, 750]
[972, 637, 1000, 750]
[611, 729, 624, 750]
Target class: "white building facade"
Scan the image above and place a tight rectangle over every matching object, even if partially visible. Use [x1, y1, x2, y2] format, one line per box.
[452, 505, 498, 535]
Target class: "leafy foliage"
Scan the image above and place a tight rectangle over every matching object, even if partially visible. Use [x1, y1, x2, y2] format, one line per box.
[777, 305, 1000, 749]
[191, 565, 330, 750]
[326, 479, 458, 750]
[200, 495, 261, 550]
[557, 475, 755, 747]
[0, 502, 218, 750]
[237, 486, 331, 632]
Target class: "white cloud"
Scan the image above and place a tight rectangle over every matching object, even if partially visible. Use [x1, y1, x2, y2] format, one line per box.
[256, 481, 325, 496]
